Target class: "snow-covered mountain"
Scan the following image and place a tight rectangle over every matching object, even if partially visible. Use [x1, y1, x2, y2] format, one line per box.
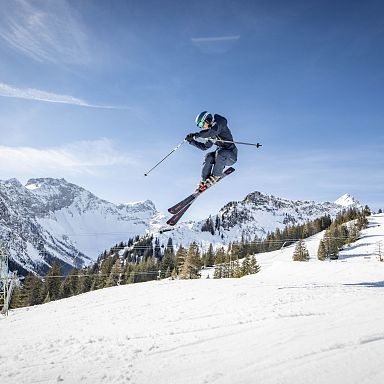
[0, 178, 157, 275]
[0, 176, 362, 275]
[152, 191, 363, 250]
[334, 193, 361, 207]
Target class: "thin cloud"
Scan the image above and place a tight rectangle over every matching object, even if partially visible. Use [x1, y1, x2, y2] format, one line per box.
[0, 139, 137, 176]
[191, 35, 241, 43]
[191, 35, 241, 54]
[0, 0, 90, 65]
[0, 83, 121, 109]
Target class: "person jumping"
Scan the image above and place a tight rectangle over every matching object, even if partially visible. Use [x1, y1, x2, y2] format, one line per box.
[185, 111, 238, 190]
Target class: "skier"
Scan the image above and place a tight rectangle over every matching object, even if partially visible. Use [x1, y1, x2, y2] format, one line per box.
[185, 111, 238, 190]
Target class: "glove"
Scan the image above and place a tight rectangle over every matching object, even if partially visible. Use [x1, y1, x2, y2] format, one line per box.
[185, 133, 196, 143]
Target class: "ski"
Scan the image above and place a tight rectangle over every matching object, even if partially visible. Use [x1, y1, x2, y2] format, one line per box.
[168, 167, 235, 215]
[166, 167, 235, 226]
[168, 194, 196, 214]
[166, 202, 194, 226]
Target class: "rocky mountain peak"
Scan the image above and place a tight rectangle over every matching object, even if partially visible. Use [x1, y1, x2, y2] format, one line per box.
[335, 194, 361, 208]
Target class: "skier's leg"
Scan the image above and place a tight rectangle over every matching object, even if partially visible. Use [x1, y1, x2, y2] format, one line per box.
[212, 148, 238, 177]
[201, 151, 216, 179]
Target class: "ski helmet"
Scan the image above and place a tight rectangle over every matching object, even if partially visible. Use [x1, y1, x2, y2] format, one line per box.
[195, 111, 213, 127]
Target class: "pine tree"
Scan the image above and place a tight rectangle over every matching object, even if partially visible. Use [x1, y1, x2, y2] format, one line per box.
[42, 260, 62, 302]
[154, 238, 162, 261]
[347, 222, 359, 244]
[223, 252, 232, 278]
[203, 244, 215, 267]
[293, 240, 309, 261]
[213, 265, 222, 279]
[328, 238, 339, 260]
[161, 239, 176, 274]
[176, 245, 187, 276]
[97, 255, 116, 289]
[106, 258, 124, 287]
[323, 228, 339, 260]
[317, 240, 327, 261]
[233, 258, 242, 278]
[77, 269, 92, 294]
[201, 216, 215, 235]
[230, 242, 242, 260]
[9, 286, 23, 309]
[180, 243, 201, 279]
[357, 214, 368, 230]
[144, 257, 158, 282]
[338, 225, 349, 249]
[242, 255, 251, 276]
[213, 247, 226, 278]
[215, 215, 221, 230]
[249, 255, 260, 274]
[59, 276, 72, 299]
[22, 273, 43, 306]
[126, 270, 136, 284]
[215, 247, 226, 265]
[59, 268, 79, 298]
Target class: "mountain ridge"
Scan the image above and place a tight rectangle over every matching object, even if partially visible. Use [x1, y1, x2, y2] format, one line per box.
[0, 177, 362, 275]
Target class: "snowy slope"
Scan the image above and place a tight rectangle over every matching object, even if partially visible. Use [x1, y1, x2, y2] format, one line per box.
[1, 214, 383, 384]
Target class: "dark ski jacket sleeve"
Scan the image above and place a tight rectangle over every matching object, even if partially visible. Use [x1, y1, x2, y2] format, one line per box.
[188, 138, 213, 151]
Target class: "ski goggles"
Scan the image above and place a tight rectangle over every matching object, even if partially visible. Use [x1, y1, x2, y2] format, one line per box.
[197, 121, 205, 127]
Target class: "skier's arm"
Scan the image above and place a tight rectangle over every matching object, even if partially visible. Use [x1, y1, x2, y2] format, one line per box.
[188, 138, 213, 151]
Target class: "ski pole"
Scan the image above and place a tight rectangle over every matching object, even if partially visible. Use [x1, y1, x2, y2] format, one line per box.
[207, 138, 262, 148]
[144, 139, 186, 176]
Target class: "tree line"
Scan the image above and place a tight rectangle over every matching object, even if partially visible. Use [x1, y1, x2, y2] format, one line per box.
[9, 206, 370, 309]
[293, 206, 370, 261]
[9, 237, 261, 309]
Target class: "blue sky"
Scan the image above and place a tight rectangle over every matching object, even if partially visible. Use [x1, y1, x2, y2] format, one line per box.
[0, 0, 383, 220]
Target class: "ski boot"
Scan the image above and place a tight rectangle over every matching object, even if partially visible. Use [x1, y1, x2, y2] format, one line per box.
[197, 179, 208, 192]
[204, 175, 221, 188]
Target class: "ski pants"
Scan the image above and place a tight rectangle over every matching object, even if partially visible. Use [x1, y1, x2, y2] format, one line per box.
[202, 147, 238, 179]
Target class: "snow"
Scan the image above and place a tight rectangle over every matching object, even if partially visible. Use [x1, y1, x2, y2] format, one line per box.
[1, 214, 384, 384]
[335, 193, 361, 207]
[24, 183, 40, 190]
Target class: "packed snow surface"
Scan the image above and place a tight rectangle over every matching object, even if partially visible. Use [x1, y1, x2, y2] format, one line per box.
[1, 214, 384, 384]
